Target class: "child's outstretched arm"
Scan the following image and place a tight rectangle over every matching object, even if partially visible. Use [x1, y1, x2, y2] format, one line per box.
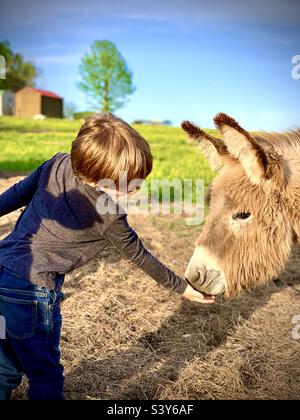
[103, 213, 215, 303]
[0, 159, 51, 217]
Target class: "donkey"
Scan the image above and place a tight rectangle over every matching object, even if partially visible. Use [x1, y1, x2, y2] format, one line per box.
[182, 113, 300, 298]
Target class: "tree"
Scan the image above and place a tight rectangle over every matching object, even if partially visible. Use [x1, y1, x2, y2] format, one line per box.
[0, 41, 38, 91]
[78, 40, 135, 112]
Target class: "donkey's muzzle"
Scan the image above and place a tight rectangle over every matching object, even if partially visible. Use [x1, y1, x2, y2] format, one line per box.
[185, 246, 226, 295]
[185, 267, 226, 295]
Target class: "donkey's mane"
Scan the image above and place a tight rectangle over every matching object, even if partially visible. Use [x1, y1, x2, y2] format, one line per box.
[254, 130, 300, 155]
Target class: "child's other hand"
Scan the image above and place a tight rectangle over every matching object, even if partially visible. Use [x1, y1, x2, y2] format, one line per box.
[182, 284, 215, 304]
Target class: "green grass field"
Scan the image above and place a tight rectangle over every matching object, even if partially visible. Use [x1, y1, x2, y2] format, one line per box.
[0, 116, 216, 187]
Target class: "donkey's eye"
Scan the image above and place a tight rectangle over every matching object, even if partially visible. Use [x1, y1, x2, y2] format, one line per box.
[232, 212, 251, 221]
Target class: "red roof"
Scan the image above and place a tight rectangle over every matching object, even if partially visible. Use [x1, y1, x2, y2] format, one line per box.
[31, 88, 62, 99]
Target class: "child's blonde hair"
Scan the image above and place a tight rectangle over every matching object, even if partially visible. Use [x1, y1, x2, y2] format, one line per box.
[71, 113, 153, 187]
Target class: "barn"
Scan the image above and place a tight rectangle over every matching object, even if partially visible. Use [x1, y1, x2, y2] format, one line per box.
[14, 87, 63, 118]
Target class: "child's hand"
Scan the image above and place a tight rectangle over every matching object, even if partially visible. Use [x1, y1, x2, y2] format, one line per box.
[182, 284, 215, 304]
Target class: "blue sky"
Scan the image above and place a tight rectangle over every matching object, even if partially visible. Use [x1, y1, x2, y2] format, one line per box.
[1, 0, 299, 130]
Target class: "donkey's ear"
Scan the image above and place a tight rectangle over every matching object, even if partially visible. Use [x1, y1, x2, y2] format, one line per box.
[181, 120, 228, 170]
[214, 113, 277, 184]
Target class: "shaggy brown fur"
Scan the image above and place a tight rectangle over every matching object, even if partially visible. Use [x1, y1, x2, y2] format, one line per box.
[182, 113, 300, 297]
[181, 121, 230, 171]
[214, 113, 278, 179]
[181, 121, 228, 156]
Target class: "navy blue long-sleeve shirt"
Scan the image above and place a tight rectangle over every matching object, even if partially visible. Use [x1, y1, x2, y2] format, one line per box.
[0, 153, 187, 294]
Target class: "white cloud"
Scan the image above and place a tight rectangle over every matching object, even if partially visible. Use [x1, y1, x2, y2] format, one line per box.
[35, 54, 82, 66]
[116, 13, 171, 23]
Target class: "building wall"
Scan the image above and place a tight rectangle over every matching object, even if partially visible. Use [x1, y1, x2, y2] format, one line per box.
[41, 96, 63, 118]
[15, 87, 40, 117]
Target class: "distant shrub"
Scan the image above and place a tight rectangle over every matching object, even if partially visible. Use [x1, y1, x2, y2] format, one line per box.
[132, 119, 172, 126]
[73, 112, 95, 120]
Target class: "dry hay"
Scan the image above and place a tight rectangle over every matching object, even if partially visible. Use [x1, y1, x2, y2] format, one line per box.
[0, 175, 299, 400]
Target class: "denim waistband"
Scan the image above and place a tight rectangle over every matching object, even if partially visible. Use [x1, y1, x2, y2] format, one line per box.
[0, 265, 65, 292]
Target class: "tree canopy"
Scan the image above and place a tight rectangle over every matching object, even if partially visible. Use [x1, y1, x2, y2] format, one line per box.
[78, 40, 135, 112]
[0, 41, 38, 92]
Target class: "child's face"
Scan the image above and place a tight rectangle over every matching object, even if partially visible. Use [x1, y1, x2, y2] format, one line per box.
[87, 179, 143, 197]
[107, 179, 143, 197]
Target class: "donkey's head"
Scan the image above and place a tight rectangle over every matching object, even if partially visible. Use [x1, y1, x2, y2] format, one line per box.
[183, 113, 300, 298]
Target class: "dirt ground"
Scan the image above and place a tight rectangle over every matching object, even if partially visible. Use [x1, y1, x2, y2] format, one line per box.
[1, 175, 300, 400]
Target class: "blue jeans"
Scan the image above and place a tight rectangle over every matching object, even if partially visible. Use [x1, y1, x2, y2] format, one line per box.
[0, 266, 65, 400]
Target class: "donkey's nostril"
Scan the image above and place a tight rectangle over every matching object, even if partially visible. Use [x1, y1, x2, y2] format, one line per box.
[185, 264, 201, 282]
[186, 245, 226, 295]
[187, 268, 226, 296]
